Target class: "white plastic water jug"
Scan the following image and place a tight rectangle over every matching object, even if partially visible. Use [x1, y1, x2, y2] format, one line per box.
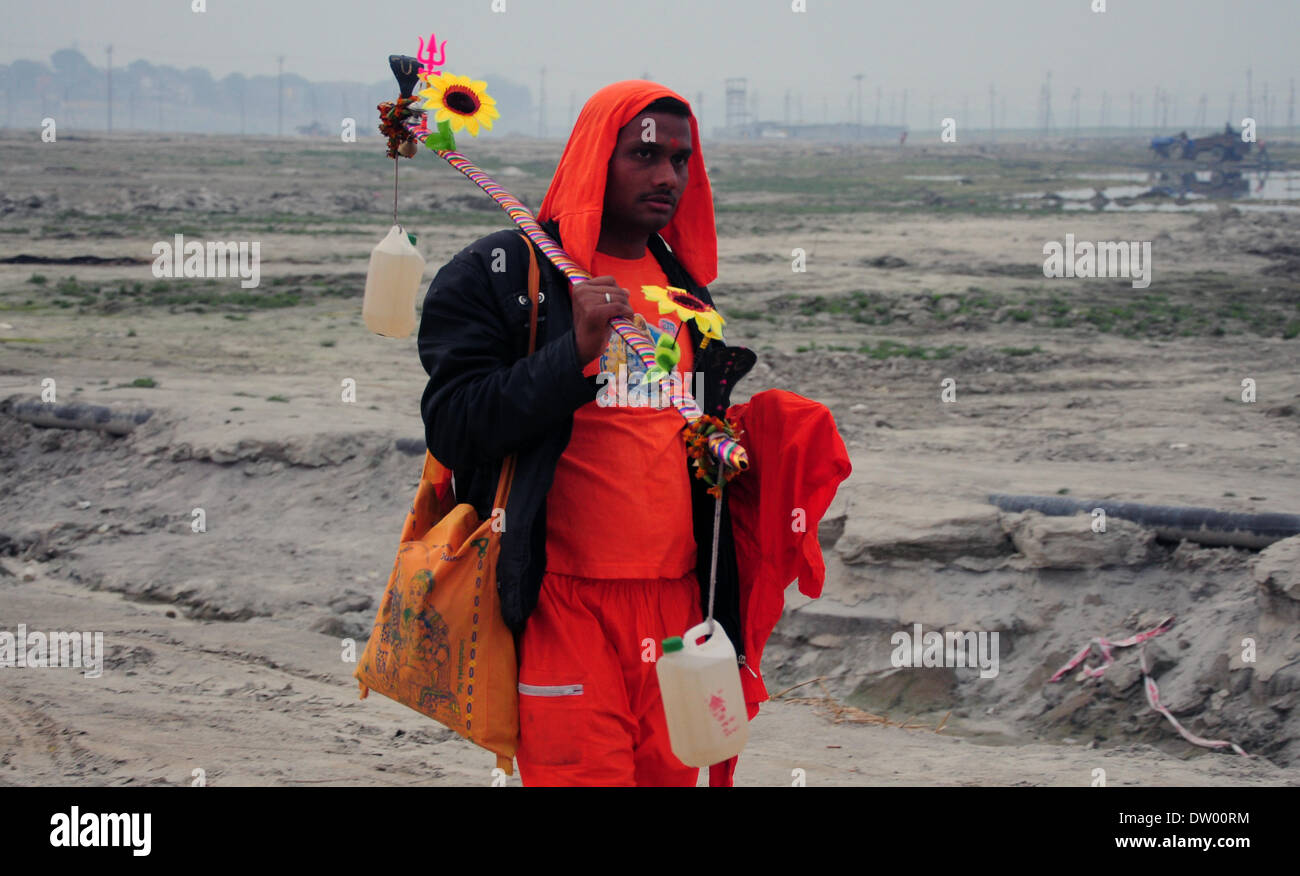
[362, 225, 425, 338]
[656, 620, 750, 767]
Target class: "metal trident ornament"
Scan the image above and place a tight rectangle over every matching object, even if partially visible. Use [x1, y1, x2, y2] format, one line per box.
[417, 33, 447, 78]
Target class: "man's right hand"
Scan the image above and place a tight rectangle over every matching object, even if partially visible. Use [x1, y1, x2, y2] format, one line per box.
[571, 275, 634, 365]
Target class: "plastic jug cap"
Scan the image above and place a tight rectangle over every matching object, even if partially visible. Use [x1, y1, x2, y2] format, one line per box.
[662, 636, 683, 654]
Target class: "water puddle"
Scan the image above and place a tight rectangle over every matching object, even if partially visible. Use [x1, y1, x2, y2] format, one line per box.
[1013, 169, 1300, 212]
[1072, 172, 1151, 182]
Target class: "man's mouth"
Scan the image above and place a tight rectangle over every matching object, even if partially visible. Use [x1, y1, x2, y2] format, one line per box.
[643, 194, 675, 208]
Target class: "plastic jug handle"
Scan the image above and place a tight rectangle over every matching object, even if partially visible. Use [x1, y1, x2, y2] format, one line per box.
[681, 620, 717, 651]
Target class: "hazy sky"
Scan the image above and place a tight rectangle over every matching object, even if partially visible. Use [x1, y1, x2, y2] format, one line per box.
[2, 0, 1295, 128]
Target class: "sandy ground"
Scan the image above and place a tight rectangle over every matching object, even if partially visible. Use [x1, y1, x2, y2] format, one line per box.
[1, 132, 1298, 785]
[2, 567, 1292, 788]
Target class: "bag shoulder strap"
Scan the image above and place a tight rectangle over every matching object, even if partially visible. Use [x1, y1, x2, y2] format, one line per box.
[522, 232, 540, 354]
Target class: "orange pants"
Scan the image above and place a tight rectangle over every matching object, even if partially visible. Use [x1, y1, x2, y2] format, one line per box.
[515, 569, 704, 786]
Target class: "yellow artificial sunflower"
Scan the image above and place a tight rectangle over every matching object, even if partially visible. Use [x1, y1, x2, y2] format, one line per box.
[418, 73, 500, 136]
[641, 285, 726, 340]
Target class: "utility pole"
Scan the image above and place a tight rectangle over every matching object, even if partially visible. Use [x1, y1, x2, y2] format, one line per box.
[105, 44, 113, 132]
[783, 89, 790, 125]
[240, 79, 246, 135]
[277, 55, 285, 136]
[1288, 78, 1295, 133]
[1071, 87, 1080, 136]
[853, 73, 864, 132]
[1040, 71, 1053, 136]
[901, 89, 907, 129]
[873, 84, 881, 126]
[1227, 92, 1235, 125]
[569, 90, 576, 130]
[989, 83, 995, 138]
[538, 65, 546, 138]
[1099, 90, 1108, 130]
[695, 91, 703, 130]
[1196, 93, 1207, 128]
[1245, 67, 1253, 121]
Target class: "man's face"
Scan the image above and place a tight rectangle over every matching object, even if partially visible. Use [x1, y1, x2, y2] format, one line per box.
[602, 110, 693, 236]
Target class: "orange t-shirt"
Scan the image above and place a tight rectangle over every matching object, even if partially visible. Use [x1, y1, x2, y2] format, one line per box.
[544, 248, 698, 578]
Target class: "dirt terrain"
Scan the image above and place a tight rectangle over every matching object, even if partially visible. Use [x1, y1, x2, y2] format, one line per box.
[1, 131, 1298, 785]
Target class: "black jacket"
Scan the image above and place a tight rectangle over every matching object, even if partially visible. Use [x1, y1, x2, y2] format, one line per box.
[416, 220, 757, 664]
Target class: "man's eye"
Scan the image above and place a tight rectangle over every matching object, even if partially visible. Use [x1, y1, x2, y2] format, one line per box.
[635, 148, 653, 159]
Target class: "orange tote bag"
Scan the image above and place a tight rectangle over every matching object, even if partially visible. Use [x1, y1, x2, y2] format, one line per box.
[355, 233, 539, 775]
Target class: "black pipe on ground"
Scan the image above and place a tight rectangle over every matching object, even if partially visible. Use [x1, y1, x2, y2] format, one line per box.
[4, 396, 154, 436]
[987, 493, 1300, 549]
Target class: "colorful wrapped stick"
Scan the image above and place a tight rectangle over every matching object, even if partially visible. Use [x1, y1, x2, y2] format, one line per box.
[392, 59, 746, 474]
[685, 415, 746, 499]
[707, 433, 748, 472]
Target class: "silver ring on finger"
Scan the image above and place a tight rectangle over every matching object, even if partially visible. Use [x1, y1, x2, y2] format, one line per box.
[605, 292, 611, 303]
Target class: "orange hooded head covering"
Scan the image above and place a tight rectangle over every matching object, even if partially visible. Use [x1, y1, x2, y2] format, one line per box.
[538, 80, 717, 287]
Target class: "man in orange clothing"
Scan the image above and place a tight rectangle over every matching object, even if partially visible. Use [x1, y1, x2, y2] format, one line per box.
[418, 81, 756, 786]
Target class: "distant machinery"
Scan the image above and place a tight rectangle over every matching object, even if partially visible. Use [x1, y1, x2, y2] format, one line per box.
[1144, 123, 1279, 198]
[725, 78, 750, 132]
[1149, 123, 1255, 162]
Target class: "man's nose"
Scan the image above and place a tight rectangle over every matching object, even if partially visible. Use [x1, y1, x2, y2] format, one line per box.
[650, 157, 679, 189]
